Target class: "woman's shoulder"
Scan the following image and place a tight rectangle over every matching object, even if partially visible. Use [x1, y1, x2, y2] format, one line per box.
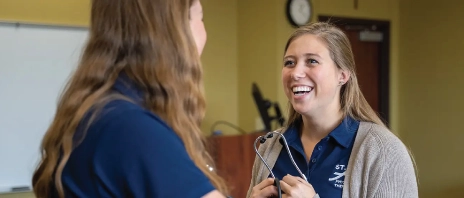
[257, 128, 285, 152]
[78, 99, 182, 151]
[88, 99, 174, 136]
[347, 123, 418, 197]
[354, 121, 414, 166]
[357, 122, 408, 151]
[99, 99, 170, 127]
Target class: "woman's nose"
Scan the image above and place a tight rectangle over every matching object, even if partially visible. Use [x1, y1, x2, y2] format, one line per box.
[291, 65, 306, 80]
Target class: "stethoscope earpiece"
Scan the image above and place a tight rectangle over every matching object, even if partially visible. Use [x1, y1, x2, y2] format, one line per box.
[279, 137, 284, 145]
[259, 136, 267, 144]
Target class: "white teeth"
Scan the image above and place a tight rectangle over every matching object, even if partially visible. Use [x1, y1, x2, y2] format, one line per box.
[292, 86, 313, 92]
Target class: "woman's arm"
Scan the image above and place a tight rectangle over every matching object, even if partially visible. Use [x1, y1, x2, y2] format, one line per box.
[375, 135, 419, 198]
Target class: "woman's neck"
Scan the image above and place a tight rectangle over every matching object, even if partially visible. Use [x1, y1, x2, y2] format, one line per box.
[300, 109, 344, 141]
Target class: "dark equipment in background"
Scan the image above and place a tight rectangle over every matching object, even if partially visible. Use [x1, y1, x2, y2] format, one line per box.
[252, 82, 285, 132]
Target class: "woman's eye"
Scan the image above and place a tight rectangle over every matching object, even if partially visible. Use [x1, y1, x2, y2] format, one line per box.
[307, 59, 319, 64]
[284, 60, 294, 67]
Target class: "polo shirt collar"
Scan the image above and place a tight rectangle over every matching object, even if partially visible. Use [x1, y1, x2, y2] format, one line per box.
[112, 73, 144, 104]
[283, 116, 359, 148]
[329, 116, 359, 148]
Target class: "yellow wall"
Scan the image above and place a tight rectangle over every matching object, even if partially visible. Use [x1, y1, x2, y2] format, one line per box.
[399, 0, 464, 197]
[0, 192, 32, 198]
[0, 0, 90, 27]
[201, 0, 239, 135]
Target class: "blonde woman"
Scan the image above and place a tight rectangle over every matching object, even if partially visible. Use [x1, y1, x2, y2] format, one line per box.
[247, 22, 418, 198]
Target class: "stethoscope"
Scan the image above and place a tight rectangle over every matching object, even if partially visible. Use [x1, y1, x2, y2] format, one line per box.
[254, 131, 308, 198]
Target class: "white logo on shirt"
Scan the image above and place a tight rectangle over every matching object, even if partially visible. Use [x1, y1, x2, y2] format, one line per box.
[329, 164, 346, 189]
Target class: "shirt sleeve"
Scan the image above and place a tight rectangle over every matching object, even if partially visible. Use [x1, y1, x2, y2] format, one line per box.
[92, 108, 216, 198]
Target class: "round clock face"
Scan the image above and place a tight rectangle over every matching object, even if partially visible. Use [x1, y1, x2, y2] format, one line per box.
[288, 0, 311, 26]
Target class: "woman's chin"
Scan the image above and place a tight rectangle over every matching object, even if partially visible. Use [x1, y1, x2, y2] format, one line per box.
[291, 103, 312, 115]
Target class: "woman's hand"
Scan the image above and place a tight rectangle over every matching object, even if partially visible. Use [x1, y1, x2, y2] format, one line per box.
[280, 174, 316, 198]
[250, 178, 278, 198]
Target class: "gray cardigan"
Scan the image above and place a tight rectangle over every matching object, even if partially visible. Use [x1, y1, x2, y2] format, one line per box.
[246, 122, 418, 198]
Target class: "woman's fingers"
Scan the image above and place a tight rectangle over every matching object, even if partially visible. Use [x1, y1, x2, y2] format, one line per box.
[279, 174, 316, 198]
[282, 174, 305, 186]
[251, 178, 278, 198]
[253, 178, 275, 190]
[279, 178, 292, 193]
[260, 185, 278, 197]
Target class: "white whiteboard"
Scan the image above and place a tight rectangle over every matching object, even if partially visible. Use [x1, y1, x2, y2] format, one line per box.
[0, 22, 89, 193]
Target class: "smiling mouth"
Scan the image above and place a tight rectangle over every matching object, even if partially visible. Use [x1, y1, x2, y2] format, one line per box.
[292, 86, 313, 96]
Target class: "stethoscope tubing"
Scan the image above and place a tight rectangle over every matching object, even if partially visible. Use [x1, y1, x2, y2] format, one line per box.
[254, 131, 308, 182]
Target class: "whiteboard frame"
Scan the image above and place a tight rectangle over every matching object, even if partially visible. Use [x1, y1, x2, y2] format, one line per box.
[0, 20, 88, 30]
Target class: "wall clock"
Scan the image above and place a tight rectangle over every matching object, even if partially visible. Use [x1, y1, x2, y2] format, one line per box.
[286, 0, 312, 27]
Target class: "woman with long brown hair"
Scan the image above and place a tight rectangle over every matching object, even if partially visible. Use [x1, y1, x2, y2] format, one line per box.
[32, 0, 229, 197]
[247, 22, 418, 198]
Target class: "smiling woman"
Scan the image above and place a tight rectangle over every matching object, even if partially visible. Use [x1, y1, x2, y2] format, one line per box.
[247, 22, 418, 198]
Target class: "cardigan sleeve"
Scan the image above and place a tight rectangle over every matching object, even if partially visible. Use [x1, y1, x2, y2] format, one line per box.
[374, 133, 419, 198]
[246, 156, 259, 197]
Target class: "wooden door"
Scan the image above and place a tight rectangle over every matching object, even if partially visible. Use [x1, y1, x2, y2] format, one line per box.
[344, 28, 381, 113]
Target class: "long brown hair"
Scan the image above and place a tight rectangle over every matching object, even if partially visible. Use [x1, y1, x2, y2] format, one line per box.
[283, 22, 386, 128]
[32, 0, 228, 197]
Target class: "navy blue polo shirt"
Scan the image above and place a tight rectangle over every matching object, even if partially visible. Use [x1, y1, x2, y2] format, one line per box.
[271, 116, 359, 197]
[52, 75, 216, 197]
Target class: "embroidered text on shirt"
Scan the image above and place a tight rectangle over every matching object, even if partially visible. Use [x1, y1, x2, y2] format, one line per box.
[329, 164, 347, 189]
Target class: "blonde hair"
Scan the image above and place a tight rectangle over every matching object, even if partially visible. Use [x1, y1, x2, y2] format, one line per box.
[31, 0, 228, 197]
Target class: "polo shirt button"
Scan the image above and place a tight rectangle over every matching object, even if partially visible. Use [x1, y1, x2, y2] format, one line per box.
[317, 146, 322, 150]
[312, 158, 317, 163]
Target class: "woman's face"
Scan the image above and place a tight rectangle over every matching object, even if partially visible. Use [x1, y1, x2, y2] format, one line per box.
[281, 34, 348, 117]
[189, 0, 207, 55]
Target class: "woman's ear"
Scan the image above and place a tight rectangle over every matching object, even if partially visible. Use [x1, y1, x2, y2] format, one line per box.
[338, 69, 350, 85]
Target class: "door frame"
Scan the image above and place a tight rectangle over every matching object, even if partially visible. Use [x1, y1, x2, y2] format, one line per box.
[318, 15, 391, 126]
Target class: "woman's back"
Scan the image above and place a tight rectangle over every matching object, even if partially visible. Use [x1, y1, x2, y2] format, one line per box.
[52, 77, 216, 197]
